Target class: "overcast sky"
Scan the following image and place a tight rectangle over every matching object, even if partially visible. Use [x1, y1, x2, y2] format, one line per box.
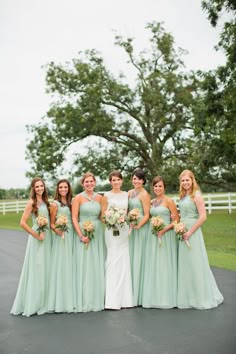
[0, 0, 225, 189]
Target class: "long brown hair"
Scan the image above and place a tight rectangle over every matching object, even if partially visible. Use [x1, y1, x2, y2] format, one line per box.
[54, 179, 73, 209]
[30, 177, 50, 216]
[179, 170, 200, 200]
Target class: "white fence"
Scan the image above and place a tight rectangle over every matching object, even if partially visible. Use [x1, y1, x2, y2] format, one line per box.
[0, 193, 236, 215]
[172, 193, 236, 214]
[0, 200, 27, 215]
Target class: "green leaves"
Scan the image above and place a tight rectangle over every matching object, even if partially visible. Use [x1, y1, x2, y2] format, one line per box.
[26, 20, 235, 190]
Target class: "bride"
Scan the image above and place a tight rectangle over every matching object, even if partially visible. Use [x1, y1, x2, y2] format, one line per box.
[101, 171, 133, 310]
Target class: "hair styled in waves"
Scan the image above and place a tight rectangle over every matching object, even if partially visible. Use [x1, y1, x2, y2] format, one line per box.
[30, 177, 50, 216]
[54, 179, 73, 209]
[179, 170, 200, 200]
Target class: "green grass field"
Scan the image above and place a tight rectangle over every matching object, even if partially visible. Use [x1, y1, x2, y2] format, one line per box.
[0, 212, 235, 271]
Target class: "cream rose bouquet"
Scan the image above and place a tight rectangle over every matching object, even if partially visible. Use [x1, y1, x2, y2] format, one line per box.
[127, 208, 141, 235]
[36, 215, 48, 234]
[103, 205, 126, 236]
[150, 215, 165, 246]
[82, 220, 95, 248]
[173, 221, 191, 248]
[55, 214, 69, 239]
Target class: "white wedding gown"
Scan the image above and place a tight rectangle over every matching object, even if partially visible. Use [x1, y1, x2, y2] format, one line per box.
[105, 191, 133, 309]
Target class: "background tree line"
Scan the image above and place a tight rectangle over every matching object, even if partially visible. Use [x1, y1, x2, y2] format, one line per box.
[26, 0, 236, 192]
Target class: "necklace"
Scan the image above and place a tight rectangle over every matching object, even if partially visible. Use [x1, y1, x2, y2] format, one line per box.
[60, 200, 68, 207]
[131, 190, 141, 199]
[152, 198, 163, 207]
[83, 191, 96, 202]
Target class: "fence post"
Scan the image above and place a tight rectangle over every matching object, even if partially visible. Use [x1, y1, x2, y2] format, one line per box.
[3, 203, 5, 215]
[16, 201, 19, 214]
[208, 194, 212, 214]
[228, 193, 232, 214]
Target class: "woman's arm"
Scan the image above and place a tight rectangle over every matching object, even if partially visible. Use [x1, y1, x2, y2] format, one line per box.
[134, 192, 151, 229]
[50, 202, 63, 236]
[183, 193, 207, 240]
[71, 195, 89, 243]
[20, 200, 44, 240]
[100, 195, 108, 222]
[157, 198, 180, 237]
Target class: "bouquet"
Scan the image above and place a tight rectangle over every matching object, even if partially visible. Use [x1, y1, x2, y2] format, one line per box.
[82, 220, 95, 248]
[150, 215, 165, 246]
[173, 221, 191, 248]
[103, 205, 126, 236]
[127, 208, 141, 235]
[55, 214, 69, 240]
[36, 215, 48, 234]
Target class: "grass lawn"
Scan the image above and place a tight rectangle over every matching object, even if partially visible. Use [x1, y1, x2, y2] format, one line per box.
[0, 211, 235, 271]
[202, 212, 236, 271]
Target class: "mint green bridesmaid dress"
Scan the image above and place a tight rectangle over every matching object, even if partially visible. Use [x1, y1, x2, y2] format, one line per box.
[48, 201, 74, 312]
[11, 203, 52, 316]
[73, 199, 105, 312]
[128, 197, 149, 306]
[177, 195, 224, 309]
[142, 205, 178, 308]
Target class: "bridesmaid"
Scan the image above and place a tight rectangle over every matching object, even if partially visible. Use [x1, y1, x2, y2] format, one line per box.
[48, 179, 74, 313]
[11, 177, 52, 317]
[101, 170, 133, 310]
[128, 169, 150, 306]
[142, 176, 179, 308]
[177, 169, 224, 309]
[72, 172, 105, 312]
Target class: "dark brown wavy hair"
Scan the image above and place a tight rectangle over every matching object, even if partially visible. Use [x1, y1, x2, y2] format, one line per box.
[30, 177, 50, 216]
[53, 179, 73, 209]
[131, 169, 146, 185]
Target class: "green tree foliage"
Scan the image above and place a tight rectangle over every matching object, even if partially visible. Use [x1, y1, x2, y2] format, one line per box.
[26, 20, 235, 190]
[195, 0, 236, 190]
[26, 22, 198, 186]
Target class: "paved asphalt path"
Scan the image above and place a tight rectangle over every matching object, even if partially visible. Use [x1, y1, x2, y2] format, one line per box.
[0, 229, 235, 354]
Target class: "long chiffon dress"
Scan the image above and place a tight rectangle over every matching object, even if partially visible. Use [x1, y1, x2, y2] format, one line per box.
[73, 195, 105, 312]
[128, 196, 149, 306]
[11, 203, 52, 316]
[142, 205, 178, 308]
[177, 194, 224, 309]
[104, 191, 133, 309]
[48, 201, 74, 313]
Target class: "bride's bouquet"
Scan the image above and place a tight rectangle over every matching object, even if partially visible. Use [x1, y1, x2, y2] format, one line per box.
[36, 215, 48, 234]
[55, 214, 69, 240]
[103, 205, 126, 236]
[150, 215, 165, 247]
[173, 221, 191, 248]
[127, 208, 140, 235]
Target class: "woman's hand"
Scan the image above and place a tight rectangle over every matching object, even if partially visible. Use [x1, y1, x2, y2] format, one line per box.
[132, 224, 141, 230]
[157, 229, 165, 238]
[38, 232, 45, 241]
[80, 235, 90, 244]
[54, 229, 64, 237]
[183, 230, 191, 241]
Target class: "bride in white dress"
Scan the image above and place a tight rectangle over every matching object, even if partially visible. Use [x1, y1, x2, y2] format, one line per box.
[101, 171, 133, 310]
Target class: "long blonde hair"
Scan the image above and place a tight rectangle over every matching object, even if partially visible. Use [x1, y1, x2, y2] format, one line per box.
[179, 170, 200, 200]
